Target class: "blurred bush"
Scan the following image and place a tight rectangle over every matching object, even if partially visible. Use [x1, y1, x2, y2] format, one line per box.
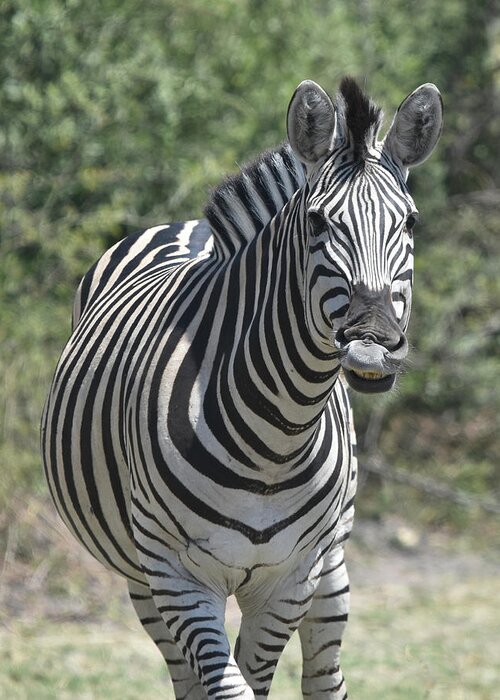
[0, 0, 498, 527]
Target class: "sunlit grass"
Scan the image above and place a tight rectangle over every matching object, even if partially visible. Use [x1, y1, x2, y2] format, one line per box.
[1, 576, 498, 699]
[1, 624, 167, 699]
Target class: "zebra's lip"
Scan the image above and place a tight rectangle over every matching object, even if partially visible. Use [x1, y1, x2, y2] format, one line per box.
[343, 367, 396, 394]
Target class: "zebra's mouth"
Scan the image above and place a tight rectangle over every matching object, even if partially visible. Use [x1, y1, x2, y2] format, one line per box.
[343, 367, 396, 394]
[337, 339, 401, 394]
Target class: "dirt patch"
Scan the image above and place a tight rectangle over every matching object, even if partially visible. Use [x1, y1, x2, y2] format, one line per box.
[348, 516, 500, 590]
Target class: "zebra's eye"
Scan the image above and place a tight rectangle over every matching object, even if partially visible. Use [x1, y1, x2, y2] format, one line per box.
[405, 212, 419, 232]
[308, 211, 327, 236]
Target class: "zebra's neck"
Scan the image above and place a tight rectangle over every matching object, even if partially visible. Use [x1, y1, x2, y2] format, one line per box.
[216, 189, 342, 470]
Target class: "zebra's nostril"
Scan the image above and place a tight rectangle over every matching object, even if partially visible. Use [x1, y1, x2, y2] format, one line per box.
[389, 333, 408, 359]
[343, 326, 361, 342]
[339, 325, 399, 347]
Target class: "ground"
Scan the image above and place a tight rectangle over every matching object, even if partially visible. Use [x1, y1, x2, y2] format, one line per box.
[1, 498, 499, 699]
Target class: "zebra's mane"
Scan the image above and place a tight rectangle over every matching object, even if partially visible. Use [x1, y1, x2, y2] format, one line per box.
[204, 143, 306, 255]
[336, 77, 384, 160]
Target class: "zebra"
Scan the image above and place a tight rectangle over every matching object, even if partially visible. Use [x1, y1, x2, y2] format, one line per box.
[41, 77, 443, 699]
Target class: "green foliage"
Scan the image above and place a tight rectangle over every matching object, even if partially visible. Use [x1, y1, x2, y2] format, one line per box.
[0, 0, 498, 521]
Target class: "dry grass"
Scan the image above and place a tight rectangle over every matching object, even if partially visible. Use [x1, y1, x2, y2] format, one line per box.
[1, 499, 499, 699]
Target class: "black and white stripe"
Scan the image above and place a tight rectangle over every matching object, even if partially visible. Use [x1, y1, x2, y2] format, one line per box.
[42, 77, 442, 699]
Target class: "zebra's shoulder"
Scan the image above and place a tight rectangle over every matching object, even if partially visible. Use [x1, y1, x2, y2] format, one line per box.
[204, 142, 306, 256]
[72, 220, 213, 328]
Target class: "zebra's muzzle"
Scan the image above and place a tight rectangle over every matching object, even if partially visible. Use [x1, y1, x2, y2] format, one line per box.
[333, 283, 409, 393]
[338, 338, 407, 394]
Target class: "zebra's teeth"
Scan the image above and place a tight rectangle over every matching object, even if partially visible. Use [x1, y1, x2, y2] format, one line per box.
[352, 369, 385, 380]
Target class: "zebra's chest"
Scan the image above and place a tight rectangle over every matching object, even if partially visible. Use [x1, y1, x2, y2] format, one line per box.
[131, 452, 350, 594]
[162, 494, 341, 594]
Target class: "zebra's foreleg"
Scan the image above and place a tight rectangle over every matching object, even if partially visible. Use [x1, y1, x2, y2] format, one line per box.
[235, 555, 325, 698]
[298, 545, 350, 699]
[128, 580, 207, 699]
[139, 557, 255, 700]
[235, 607, 301, 698]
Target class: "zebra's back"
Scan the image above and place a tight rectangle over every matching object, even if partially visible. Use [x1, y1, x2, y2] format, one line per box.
[72, 219, 213, 326]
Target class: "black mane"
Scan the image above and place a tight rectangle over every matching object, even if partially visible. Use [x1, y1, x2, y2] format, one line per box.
[338, 77, 383, 159]
[204, 143, 305, 255]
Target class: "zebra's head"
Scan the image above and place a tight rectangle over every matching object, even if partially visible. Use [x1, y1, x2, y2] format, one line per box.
[287, 77, 443, 393]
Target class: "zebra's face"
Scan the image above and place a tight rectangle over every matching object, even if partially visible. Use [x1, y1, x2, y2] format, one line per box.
[287, 78, 443, 393]
[305, 158, 415, 393]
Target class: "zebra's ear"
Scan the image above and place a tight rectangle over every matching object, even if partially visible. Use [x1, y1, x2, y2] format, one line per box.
[287, 80, 336, 166]
[384, 84, 443, 169]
